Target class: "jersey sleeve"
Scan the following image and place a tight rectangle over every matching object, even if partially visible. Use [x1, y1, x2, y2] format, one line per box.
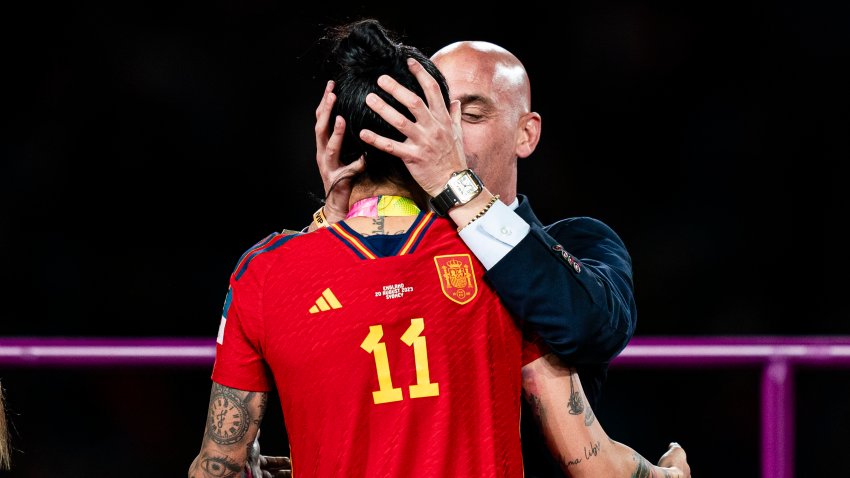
[211, 284, 271, 391]
[211, 237, 278, 392]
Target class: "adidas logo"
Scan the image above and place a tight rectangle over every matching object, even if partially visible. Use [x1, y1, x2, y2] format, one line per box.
[309, 288, 343, 314]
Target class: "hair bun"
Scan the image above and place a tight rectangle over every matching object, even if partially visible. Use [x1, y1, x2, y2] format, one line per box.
[329, 19, 401, 74]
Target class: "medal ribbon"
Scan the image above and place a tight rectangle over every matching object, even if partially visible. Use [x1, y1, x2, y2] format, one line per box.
[345, 195, 421, 219]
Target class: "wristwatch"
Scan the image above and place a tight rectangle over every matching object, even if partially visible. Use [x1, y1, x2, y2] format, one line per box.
[429, 169, 484, 216]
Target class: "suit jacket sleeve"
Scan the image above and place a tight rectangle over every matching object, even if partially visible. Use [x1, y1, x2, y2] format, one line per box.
[485, 197, 636, 364]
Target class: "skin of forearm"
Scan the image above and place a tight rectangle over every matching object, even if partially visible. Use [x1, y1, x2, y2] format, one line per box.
[521, 355, 682, 478]
[188, 383, 268, 478]
[522, 355, 609, 476]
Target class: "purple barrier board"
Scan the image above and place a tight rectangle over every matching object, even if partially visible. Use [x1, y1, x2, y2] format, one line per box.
[4, 335, 850, 478]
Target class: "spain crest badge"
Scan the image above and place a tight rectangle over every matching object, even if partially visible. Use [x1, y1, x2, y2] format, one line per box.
[434, 254, 478, 305]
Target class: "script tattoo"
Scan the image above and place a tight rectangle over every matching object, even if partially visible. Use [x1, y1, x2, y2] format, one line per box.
[567, 369, 585, 415]
[359, 216, 408, 236]
[370, 216, 385, 235]
[207, 384, 252, 445]
[584, 440, 601, 460]
[562, 441, 600, 470]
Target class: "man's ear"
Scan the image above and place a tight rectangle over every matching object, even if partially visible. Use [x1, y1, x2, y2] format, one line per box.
[516, 112, 542, 159]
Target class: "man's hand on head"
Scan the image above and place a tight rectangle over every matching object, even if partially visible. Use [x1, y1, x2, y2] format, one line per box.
[359, 59, 467, 197]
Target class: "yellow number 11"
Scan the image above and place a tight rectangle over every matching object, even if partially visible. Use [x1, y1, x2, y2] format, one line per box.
[360, 318, 440, 404]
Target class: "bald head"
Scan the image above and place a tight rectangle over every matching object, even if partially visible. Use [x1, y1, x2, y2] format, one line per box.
[431, 41, 531, 115]
[429, 41, 542, 204]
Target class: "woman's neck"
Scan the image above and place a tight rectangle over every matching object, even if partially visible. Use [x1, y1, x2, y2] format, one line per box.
[348, 181, 427, 211]
[345, 181, 427, 235]
[349, 182, 408, 207]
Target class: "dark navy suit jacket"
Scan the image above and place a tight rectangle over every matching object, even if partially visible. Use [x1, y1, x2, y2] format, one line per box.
[485, 195, 637, 478]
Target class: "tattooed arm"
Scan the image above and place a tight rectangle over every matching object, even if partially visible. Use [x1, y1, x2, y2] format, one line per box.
[188, 382, 268, 478]
[522, 355, 690, 478]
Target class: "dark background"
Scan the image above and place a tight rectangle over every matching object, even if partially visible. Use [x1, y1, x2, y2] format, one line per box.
[1, 1, 847, 476]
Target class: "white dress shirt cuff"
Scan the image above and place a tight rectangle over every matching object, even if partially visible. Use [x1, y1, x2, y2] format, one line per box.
[458, 198, 530, 270]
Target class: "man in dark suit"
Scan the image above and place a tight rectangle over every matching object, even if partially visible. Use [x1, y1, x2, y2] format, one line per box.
[357, 40, 639, 478]
[250, 39, 685, 478]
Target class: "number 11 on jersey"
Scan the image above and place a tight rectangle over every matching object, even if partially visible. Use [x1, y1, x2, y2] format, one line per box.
[360, 318, 440, 405]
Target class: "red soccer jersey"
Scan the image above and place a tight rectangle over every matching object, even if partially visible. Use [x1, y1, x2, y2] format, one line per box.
[213, 212, 542, 478]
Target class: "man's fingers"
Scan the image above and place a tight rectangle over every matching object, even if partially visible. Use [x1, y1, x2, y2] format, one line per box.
[374, 74, 438, 129]
[449, 100, 462, 129]
[359, 128, 413, 160]
[405, 57, 450, 121]
[365, 92, 416, 138]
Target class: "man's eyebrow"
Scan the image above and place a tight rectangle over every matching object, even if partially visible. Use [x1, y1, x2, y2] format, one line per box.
[456, 94, 492, 107]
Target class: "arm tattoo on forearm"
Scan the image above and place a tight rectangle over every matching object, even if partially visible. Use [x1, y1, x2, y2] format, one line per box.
[528, 392, 585, 469]
[206, 384, 253, 445]
[631, 453, 652, 478]
[631, 452, 674, 478]
[255, 393, 267, 426]
[192, 452, 243, 478]
[584, 401, 596, 426]
[561, 440, 601, 470]
[566, 367, 596, 426]
[567, 369, 584, 415]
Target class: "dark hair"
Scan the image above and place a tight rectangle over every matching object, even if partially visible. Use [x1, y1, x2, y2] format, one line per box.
[324, 19, 450, 190]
